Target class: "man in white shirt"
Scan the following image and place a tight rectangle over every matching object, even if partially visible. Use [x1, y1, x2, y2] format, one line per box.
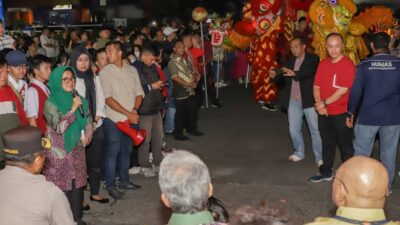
[99, 41, 144, 199]
[5, 50, 28, 104]
[25, 55, 52, 134]
[0, 20, 15, 50]
[40, 27, 56, 58]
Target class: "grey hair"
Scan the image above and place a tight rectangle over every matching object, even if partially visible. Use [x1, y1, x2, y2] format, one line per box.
[159, 150, 211, 214]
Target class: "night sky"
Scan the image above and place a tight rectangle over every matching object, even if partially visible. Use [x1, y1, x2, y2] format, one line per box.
[124, 0, 244, 20]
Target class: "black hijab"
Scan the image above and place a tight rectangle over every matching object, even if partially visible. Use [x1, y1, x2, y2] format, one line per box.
[70, 46, 97, 119]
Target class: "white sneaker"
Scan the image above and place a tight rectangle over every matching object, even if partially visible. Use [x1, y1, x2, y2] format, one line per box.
[140, 167, 156, 178]
[129, 166, 141, 175]
[317, 160, 323, 167]
[219, 80, 228, 87]
[214, 82, 223, 88]
[288, 154, 304, 162]
[149, 152, 153, 163]
[238, 78, 244, 84]
[152, 164, 160, 173]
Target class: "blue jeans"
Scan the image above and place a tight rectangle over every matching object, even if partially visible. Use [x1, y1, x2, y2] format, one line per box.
[212, 61, 223, 82]
[288, 99, 322, 163]
[354, 124, 400, 186]
[103, 118, 133, 189]
[165, 101, 175, 133]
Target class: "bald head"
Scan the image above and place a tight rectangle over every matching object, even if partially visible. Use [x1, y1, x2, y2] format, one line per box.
[333, 156, 388, 209]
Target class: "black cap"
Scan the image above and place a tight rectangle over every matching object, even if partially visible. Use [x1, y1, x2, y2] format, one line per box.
[2, 126, 51, 157]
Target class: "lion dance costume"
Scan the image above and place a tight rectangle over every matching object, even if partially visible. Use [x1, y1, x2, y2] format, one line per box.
[309, 0, 393, 65]
[224, 0, 311, 103]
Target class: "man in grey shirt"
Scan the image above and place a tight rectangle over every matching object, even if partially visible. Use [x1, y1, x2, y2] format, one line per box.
[0, 126, 75, 225]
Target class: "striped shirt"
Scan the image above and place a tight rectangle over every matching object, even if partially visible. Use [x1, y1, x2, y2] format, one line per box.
[0, 35, 15, 50]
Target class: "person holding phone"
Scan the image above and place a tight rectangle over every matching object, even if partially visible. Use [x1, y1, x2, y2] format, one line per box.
[132, 43, 165, 178]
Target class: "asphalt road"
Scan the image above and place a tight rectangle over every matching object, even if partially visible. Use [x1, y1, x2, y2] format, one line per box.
[84, 83, 400, 225]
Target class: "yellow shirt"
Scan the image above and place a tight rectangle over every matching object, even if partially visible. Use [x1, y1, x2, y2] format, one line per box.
[305, 207, 400, 225]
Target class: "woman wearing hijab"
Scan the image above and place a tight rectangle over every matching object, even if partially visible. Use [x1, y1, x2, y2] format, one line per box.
[70, 46, 109, 207]
[43, 66, 93, 225]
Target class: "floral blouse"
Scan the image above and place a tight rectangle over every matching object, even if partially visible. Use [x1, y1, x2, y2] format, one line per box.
[42, 101, 93, 191]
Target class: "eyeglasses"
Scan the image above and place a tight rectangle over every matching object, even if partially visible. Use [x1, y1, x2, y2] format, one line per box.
[12, 64, 27, 70]
[62, 77, 75, 83]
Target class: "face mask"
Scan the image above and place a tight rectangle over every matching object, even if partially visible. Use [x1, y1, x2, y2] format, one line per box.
[134, 51, 140, 59]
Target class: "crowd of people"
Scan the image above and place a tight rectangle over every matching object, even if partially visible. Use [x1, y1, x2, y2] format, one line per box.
[0, 10, 399, 225]
[0, 18, 226, 225]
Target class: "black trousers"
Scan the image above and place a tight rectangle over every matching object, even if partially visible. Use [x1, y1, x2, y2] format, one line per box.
[195, 64, 219, 107]
[318, 113, 354, 176]
[86, 126, 104, 196]
[174, 95, 198, 136]
[64, 179, 84, 222]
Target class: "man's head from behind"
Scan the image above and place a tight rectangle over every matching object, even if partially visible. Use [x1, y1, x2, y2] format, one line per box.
[3, 126, 49, 175]
[371, 32, 391, 53]
[159, 150, 213, 214]
[333, 156, 388, 209]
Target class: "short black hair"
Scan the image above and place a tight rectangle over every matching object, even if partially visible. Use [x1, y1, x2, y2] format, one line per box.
[290, 37, 306, 45]
[129, 32, 143, 45]
[29, 55, 52, 75]
[150, 28, 162, 39]
[172, 38, 184, 48]
[25, 38, 35, 48]
[105, 40, 122, 51]
[0, 54, 6, 67]
[372, 32, 391, 50]
[95, 48, 106, 61]
[141, 42, 157, 56]
[80, 30, 92, 40]
[121, 42, 133, 58]
[298, 16, 307, 23]
[326, 32, 344, 43]
[54, 52, 70, 68]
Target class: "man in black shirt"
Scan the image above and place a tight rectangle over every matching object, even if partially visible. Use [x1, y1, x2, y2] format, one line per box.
[133, 43, 165, 177]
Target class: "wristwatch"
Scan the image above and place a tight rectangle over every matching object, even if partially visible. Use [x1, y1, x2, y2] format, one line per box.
[323, 100, 327, 107]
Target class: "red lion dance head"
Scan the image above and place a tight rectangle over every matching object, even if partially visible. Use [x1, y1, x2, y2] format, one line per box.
[235, 0, 282, 36]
